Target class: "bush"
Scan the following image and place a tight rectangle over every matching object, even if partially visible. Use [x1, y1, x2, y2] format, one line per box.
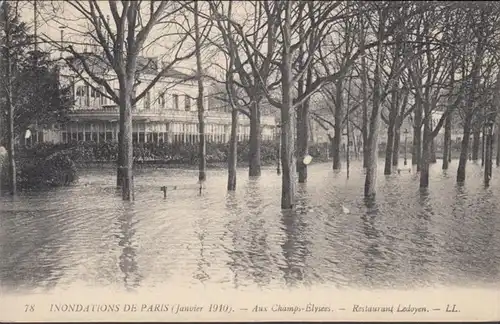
[18, 140, 330, 166]
[1, 146, 78, 190]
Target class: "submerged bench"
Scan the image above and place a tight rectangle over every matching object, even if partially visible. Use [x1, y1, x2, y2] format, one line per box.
[161, 183, 205, 198]
[397, 168, 411, 174]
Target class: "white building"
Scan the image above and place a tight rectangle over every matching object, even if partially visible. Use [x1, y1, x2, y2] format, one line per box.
[34, 53, 277, 145]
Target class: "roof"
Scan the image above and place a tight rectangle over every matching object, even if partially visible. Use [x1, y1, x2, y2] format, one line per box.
[67, 52, 193, 80]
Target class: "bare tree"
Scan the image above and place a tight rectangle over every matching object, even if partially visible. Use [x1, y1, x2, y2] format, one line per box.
[213, 1, 377, 208]
[194, 1, 206, 183]
[40, 1, 201, 200]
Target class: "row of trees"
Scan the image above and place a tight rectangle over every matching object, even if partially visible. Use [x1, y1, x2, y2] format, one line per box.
[4, 1, 500, 210]
[207, 1, 500, 208]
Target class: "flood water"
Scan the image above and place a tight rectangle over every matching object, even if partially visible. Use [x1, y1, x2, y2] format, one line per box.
[1, 159, 500, 293]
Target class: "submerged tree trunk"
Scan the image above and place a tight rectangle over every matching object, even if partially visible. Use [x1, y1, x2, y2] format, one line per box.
[280, 2, 295, 209]
[364, 13, 384, 198]
[384, 88, 398, 175]
[412, 100, 422, 170]
[472, 130, 480, 161]
[457, 115, 472, 183]
[333, 81, 343, 170]
[496, 130, 500, 167]
[297, 99, 310, 183]
[392, 126, 401, 167]
[430, 137, 436, 163]
[121, 87, 134, 201]
[481, 128, 485, 167]
[227, 109, 238, 190]
[359, 13, 369, 169]
[443, 114, 451, 169]
[248, 99, 261, 177]
[194, 1, 206, 183]
[420, 118, 432, 188]
[297, 68, 311, 183]
[117, 109, 125, 188]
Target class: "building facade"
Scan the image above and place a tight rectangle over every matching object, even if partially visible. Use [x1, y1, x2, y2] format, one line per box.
[35, 55, 277, 145]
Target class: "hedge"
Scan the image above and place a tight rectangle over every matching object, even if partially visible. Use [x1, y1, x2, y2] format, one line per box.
[18, 140, 330, 166]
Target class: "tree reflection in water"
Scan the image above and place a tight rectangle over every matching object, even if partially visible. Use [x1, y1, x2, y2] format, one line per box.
[116, 205, 142, 290]
[280, 183, 311, 287]
[411, 189, 436, 280]
[243, 179, 274, 287]
[223, 179, 277, 288]
[360, 197, 383, 287]
[223, 191, 244, 289]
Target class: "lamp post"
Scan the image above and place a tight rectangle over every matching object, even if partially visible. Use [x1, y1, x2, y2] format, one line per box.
[403, 128, 409, 166]
[276, 123, 281, 175]
[484, 119, 494, 187]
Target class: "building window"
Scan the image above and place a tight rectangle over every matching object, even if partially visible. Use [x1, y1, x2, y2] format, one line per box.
[105, 123, 113, 141]
[145, 91, 151, 110]
[185, 95, 191, 111]
[84, 123, 92, 141]
[159, 92, 165, 109]
[173, 94, 179, 110]
[76, 85, 88, 107]
[99, 123, 105, 142]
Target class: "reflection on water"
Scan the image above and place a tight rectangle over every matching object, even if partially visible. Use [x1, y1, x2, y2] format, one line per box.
[1, 159, 500, 293]
[116, 205, 141, 290]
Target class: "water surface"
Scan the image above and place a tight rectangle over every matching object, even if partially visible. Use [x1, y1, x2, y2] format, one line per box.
[1, 159, 499, 293]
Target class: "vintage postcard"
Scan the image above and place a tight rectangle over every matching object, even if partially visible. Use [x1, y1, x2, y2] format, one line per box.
[1, 0, 499, 322]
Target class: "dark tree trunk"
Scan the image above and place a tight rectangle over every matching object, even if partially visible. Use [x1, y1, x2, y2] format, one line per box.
[430, 137, 437, 163]
[472, 130, 480, 161]
[227, 109, 238, 191]
[457, 115, 472, 183]
[248, 100, 261, 177]
[121, 87, 134, 201]
[280, 3, 295, 210]
[420, 119, 432, 188]
[392, 127, 400, 167]
[496, 130, 500, 167]
[362, 108, 369, 168]
[481, 129, 485, 167]
[442, 114, 451, 169]
[384, 89, 398, 175]
[333, 81, 343, 170]
[412, 101, 422, 170]
[297, 99, 310, 183]
[194, 2, 206, 183]
[117, 108, 124, 188]
[364, 16, 384, 198]
[297, 68, 312, 183]
[359, 14, 369, 169]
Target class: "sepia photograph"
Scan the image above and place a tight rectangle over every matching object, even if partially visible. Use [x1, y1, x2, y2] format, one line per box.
[0, 0, 499, 322]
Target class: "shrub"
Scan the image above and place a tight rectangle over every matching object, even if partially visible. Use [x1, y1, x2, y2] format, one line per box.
[1, 146, 78, 190]
[17, 140, 330, 167]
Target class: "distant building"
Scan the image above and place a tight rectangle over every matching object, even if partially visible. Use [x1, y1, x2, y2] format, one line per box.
[31, 53, 277, 145]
